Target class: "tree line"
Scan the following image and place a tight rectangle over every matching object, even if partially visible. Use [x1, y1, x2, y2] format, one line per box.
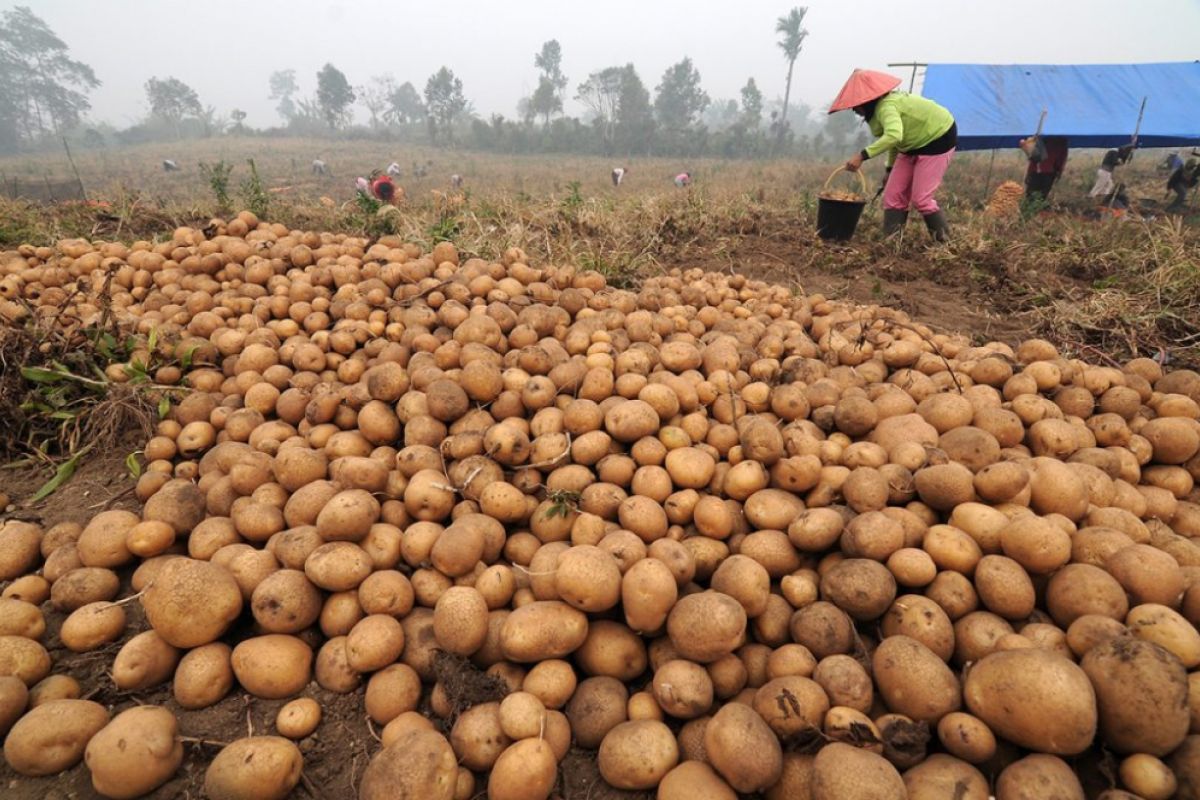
[0, 5, 869, 159]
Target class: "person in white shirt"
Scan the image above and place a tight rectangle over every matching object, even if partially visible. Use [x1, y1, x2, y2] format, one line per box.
[611, 166, 628, 187]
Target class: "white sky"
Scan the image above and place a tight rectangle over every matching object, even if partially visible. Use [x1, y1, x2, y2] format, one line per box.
[13, 0, 1200, 128]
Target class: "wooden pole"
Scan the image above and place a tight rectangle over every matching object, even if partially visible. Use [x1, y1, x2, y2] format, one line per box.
[62, 136, 86, 200]
[983, 149, 997, 202]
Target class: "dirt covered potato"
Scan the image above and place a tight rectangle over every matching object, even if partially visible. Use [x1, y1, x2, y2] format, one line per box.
[204, 736, 304, 800]
[85, 705, 183, 798]
[963, 648, 1096, 755]
[142, 557, 243, 647]
[3, 698, 109, 776]
[359, 728, 457, 800]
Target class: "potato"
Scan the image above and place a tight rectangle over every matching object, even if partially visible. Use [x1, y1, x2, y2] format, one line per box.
[205, 736, 304, 800]
[882, 595, 955, 661]
[963, 648, 1096, 754]
[346, 613, 406, 672]
[276, 697, 321, 739]
[652, 659, 714, 720]
[76, 510, 139, 568]
[251, 568, 323, 633]
[1127, 603, 1200, 667]
[0, 597, 45, 639]
[142, 556, 243, 647]
[2, 573, 50, 604]
[365, 663, 422, 724]
[1082, 636, 1189, 755]
[500, 600, 588, 661]
[567, 676, 629, 748]
[753, 675, 828, 737]
[0, 634, 51, 686]
[174, 642, 235, 709]
[820, 558, 896, 621]
[231, 635, 313, 699]
[0, 674, 28, 736]
[556, 545, 622, 612]
[112, 630, 180, 691]
[812, 742, 906, 800]
[1045, 563, 1129, 626]
[599, 719, 679, 790]
[657, 761, 737, 800]
[3, 698, 109, 776]
[973, 555, 1034, 619]
[488, 738, 557, 800]
[667, 591, 746, 663]
[760, 754, 814, 800]
[1119, 753, 1176, 800]
[27, 674, 79, 707]
[85, 706, 182, 799]
[903, 754, 989, 800]
[51, 566, 120, 611]
[813, 655, 872, 712]
[576, 620, 647, 681]
[936, 711, 996, 764]
[998, 514, 1071, 574]
[143, 478, 206, 534]
[873, 635, 961, 723]
[790, 601, 855, 658]
[704, 701, 782, 793]
[995, 754, 1084, 800]
[622, 557, 678, 633]
[1106, 544, 1186, 607]
[60, 601, 125, 652]
[450, 702, 510, 771]
[315, 636, 360, 693]
[0, 520, 41, 580]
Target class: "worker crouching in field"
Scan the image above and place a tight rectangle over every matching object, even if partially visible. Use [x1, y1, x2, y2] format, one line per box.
[834, 69, 957, 241]
[1020, 135, 1069, 203]
[1167, 157, 1200, 213]
[1089, 144, 1134, 199]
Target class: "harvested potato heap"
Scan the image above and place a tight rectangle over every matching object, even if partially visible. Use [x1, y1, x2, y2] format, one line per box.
[4, 211, 1200, 800]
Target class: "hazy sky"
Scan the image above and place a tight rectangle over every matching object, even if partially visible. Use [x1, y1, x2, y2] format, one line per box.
[14, 0, 1200, 128]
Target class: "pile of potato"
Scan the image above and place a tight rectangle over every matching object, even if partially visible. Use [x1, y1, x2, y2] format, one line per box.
[3, 210, 1200, 799]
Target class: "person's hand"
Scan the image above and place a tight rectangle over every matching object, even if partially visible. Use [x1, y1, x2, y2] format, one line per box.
[845, 153, 864, 172]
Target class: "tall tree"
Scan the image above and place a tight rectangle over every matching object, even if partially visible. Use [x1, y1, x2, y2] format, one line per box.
[316, 63, 355, 128]
[775, 7, 809, 146]
[528, 76, 561, 128]
[654, 57, 709, 134]
[268, 69, 298, 122]
[615, 65, 653, 154]
[358, 74, 396, 129]
[424, 67, 469, 144]
[740, 78, 763, 129]
[385, 81, 426, 125]
[145, 76, 202, 139]
[230, 109, 247, 133]
[0, 5, 99, 150]
[534, 40, 567, 103]
[576, 67, 623, 153]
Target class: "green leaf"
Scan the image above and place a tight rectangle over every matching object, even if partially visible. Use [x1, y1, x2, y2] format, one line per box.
[179, 343, 200, 371]
[147, 327, 158, 352]
[157, 395, 170, 419]
[31, 454, 81, 502]
[125, 452, 142, 479]
[20, 367, 63, 383]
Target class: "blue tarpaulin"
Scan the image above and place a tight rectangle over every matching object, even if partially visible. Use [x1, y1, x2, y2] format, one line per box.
[920, 62, 1200, 151]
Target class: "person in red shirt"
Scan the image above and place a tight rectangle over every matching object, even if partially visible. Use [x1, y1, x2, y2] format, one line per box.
[1020, 135, 1069, 202]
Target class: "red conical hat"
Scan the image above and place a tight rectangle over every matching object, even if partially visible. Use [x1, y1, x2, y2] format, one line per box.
[828, 69, 902, 113]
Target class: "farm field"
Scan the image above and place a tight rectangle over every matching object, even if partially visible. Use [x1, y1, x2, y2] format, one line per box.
[1, 138, 1200, 799]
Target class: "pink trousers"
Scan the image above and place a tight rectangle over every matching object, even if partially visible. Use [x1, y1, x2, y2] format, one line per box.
[883, 148, 955, 214]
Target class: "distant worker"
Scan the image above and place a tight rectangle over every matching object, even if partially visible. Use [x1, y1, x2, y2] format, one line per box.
[834, 69, 957, 241]
[386, 162, 403, 178]
[611, 166, 628, 187]
[1160, 150, 1185, 175]
[1019, 135, 1069, 202]
[162, 159, 180, 172]
[1166, 157, 1200, 213]
[370, 171, 397, 204]
[674, 172, 692, 188]
[311, 159, 329, 176]
[1089, 144, 1134, 198]
[451, 174, 464, 190]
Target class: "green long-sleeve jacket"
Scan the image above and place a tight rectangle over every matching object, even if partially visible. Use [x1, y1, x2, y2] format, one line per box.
[863, 92, 955, 167]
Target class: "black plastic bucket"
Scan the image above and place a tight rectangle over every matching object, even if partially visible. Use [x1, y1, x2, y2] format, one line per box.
[817, 196, 866, 241]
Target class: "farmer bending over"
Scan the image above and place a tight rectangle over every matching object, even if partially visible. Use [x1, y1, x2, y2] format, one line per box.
[835, 69, 957, 241]
[611, 166, 628, 187]
[1020, 135, 1069, 203]
[1089, 144, 1134, 198]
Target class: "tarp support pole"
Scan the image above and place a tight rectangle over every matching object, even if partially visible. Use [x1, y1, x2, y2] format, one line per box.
[983, 149, 997, 202]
